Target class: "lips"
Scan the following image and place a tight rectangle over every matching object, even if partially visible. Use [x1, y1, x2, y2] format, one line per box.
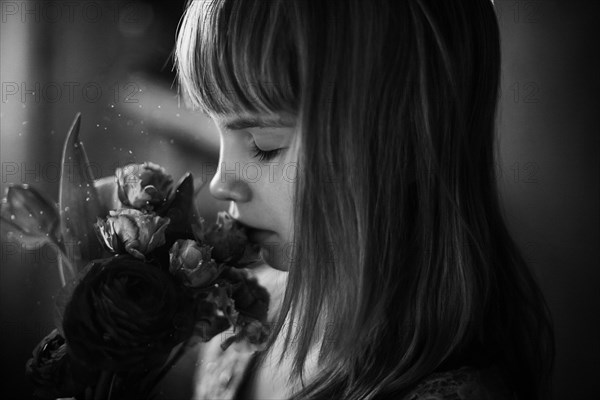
[232, 218, 274, 245]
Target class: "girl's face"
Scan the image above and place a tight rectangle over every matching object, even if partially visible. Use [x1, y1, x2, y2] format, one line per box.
[208, 111, 298, 271]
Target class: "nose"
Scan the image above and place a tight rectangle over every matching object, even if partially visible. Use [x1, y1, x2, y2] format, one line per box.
[209, 160, 251, 202]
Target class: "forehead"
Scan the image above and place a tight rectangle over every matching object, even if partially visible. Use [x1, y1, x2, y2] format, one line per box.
[211, 111, 298, 130]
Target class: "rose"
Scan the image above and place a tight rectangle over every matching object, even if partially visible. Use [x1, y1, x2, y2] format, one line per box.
[220, 267, 270, 322]
[62, 255, 194, 373]
[192, 293, 236, 341]
[94, 208, 170, 259]
[116, 162, 173, 211]
[25, 329, 90, 399]
[0, 184, 60, 248]
[202, 212, 249, 264]
[169, 239, 225, 288]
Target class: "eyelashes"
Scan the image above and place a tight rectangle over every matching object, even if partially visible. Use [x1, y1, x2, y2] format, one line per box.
[250, 141, 284, 162]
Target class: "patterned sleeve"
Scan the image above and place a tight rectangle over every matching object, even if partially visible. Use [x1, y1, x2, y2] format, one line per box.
[404, 366, 518, 400]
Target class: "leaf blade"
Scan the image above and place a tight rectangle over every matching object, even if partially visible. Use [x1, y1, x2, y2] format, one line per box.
[58, 113, 105, 278]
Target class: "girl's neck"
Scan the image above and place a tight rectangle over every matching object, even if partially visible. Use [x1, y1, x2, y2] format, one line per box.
[240, 263, 328, 398]
[239, 329, 322, 400]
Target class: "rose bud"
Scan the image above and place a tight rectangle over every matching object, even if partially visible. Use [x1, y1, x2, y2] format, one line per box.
[94, 175, 121, 212]
[239, 318, 270, 346]
[220, 315, 271, 353]
[0, 184, 60, 248]
[94, 209, 170, 260]
[169, 239, 225, 288]
[202, 211, 249, 264]
[25, 329, 89, 399]
[62, 255, 194, 373]
[116, 162, 173, 211]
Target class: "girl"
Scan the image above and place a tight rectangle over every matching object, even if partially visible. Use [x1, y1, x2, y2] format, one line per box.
[174, 0, 555, 399]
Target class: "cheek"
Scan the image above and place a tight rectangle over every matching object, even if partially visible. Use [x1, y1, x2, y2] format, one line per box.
[256, 165, 295, 231]
[261, 180, 290, 221]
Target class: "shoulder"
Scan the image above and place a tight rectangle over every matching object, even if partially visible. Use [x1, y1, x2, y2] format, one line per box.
[403, 365, 517, 400]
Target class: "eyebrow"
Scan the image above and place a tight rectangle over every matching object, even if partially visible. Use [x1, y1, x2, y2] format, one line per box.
[223, 116, 296, 130]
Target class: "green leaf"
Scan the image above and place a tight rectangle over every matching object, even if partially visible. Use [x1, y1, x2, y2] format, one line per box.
[58, 113, 105, 279]
[158, 173, 202, 246]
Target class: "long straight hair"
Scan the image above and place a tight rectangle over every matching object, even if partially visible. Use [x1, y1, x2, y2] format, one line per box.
[175, 0, 555, 399]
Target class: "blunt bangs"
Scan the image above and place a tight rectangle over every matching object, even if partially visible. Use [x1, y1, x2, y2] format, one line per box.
[175, 0, 301, 116]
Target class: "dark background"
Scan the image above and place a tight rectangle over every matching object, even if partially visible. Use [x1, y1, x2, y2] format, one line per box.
[1, 0, 598, 398]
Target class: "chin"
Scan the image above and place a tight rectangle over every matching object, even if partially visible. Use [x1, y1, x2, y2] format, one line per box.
[260, 245, 290, 272]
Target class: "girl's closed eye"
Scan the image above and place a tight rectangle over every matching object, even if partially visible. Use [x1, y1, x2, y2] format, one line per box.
[250, 140, 285, 162]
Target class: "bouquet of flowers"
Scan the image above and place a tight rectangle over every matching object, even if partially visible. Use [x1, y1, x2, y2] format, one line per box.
[1, 113, 271, 399]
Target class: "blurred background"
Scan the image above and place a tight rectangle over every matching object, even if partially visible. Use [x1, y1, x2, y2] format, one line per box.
[1, 0, 598, 398]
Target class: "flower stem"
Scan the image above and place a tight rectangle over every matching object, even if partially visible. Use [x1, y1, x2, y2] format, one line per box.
[93, 371, 114, 400]
[147, 337, 195, 395]
[48, 238, 76, 286]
